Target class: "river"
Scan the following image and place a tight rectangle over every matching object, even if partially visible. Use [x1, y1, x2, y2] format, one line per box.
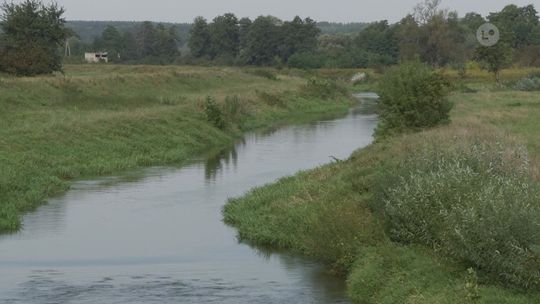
[0, 94, 378, 304]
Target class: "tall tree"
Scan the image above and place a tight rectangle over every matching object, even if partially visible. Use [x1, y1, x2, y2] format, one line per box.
[188, 16, 211, 58]
[94, 25, 123, 61]
[355, 20, 399, 66]
[397, 15, 421, 61]
[281, 16, 320, 61]
[120, 31, 138, 61]
[488, 4, 539, 49]
[238, 17, 252, 54]
[0, 0, 69, 75]
[136, 21, 158, 58]
[243, 16, 283, 65]
[155, 24, 179, 59]
[208, 13, 240, 59]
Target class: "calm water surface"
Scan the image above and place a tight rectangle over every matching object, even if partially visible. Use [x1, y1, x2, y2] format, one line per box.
[0, 95, 378, 304]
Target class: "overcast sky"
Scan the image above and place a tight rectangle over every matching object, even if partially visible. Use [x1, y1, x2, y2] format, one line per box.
[39, 0, 539, 23]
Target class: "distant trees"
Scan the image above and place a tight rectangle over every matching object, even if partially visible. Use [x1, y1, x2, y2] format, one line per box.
[188, 14, 320, 66]
[354, 21, 399, 66]
[188, 17, 211, 58]
[243, 16, 282, 65]
[0, 0, 69, 75]
[54, 2, 539, 70]
[209, 13, 240, 61]
[391, 0, 468, 68]
[90, 21, 179, 63]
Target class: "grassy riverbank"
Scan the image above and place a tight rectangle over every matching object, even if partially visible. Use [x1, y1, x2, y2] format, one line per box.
[224, 70, 540, 303]
[0, 65, 354, 233]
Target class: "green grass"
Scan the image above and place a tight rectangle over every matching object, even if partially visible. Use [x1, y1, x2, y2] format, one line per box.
[0, 64, 356, 233]
[223, 70, 540, 303]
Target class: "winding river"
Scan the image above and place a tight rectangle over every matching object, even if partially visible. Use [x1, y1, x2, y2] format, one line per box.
[0, 94, 378, 304]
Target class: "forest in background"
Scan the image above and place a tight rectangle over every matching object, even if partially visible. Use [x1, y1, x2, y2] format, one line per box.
[63, 1, 540, 70]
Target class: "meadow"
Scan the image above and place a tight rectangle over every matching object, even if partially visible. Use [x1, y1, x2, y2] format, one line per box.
[224, 68, 540, 303]
[0, 64, 354, 232]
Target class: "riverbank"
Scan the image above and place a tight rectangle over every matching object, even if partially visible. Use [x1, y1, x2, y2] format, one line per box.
[224, 71, 540, 303]
[0, 65, 354, 233]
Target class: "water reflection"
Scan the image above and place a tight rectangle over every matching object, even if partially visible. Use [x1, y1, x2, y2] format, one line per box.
[205, 145, 239, 182]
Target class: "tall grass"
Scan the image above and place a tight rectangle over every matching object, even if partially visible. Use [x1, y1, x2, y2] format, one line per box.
[0, 65, 354, 233]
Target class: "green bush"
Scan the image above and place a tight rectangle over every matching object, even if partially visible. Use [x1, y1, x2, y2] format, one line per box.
[376, 61, 452, 137]
[204, 96, 225, 129]
[375, 142, 540, 289]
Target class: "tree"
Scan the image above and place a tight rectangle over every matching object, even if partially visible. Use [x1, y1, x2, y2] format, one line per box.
[136, 21, 158, 58]
[155, 24, 179, 60]
[461, 12, 485, 32]
[238, 17, 252, 54]
[475, 43, 513, 83]
[94, 26, 122, 61]
[208, 13, 240, 59]
[488, 4, 539, 49]
[244, 16, 283, 65]
[355, 20, 399, 66]
[120, 31, 138, 61]
[418, 11, 466, 67]
[188, 16, 211, 58]
[397, 15, 421, 61]
[0, 0, 69, 75]
[281, 16, 320, 62]
[413, 0, 445, 25]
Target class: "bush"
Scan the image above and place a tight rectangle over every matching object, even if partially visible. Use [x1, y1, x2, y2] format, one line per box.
[514, 75, 540, 91]
[303, 77, 348, 99]
[376, 61, 452, 137]
[376, 142, 540, 289]
[204, 96, 225, 129]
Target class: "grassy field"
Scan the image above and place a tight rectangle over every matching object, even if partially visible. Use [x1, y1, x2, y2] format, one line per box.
[0, 64, 355, 233]
[224, 69, 540, 303]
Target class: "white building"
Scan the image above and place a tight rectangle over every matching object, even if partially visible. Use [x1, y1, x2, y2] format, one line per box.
[85, 52, 109, 63]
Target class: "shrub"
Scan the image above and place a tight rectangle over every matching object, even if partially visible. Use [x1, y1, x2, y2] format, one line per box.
[376, 61, 452, 138]
[204, 96, 225, 129]
[303, 77, 348, 99]
[376, 142, 540, 289]
[514, 75, 540, 91]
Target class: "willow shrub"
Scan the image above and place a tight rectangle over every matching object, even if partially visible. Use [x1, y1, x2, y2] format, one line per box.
[376, 61, 452, 138]
[376, 142, 540, 289]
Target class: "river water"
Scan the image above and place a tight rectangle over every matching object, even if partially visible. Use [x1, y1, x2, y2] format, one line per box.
[0, 95, 378, 304]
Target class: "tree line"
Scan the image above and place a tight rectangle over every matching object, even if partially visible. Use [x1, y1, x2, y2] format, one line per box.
[187, 14, 320, 65]
[66, 22, 180, 64]
[0, 0, 538, 76]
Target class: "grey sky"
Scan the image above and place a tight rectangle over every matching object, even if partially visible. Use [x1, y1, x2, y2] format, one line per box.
[44, 0, 539, 23]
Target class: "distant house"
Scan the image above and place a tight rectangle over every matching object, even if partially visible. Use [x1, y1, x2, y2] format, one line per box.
[85, 52, 108, 63]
